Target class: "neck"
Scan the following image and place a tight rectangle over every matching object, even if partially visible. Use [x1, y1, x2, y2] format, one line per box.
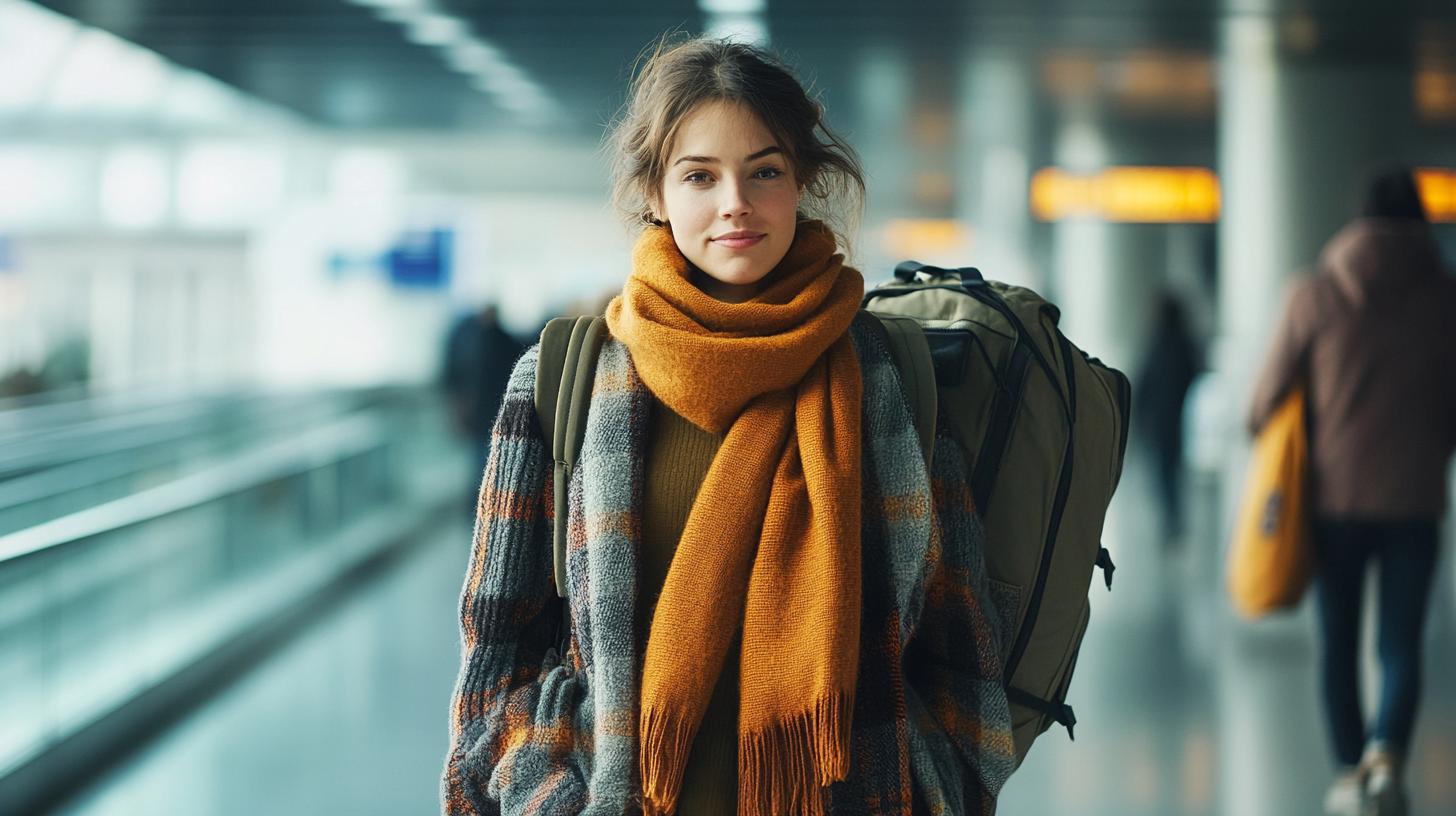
[690, 267, 760, 304]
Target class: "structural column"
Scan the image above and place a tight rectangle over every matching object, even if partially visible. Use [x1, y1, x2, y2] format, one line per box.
[853, 48, 913, 270]
[1049, 104, 1115, 365]
[958, 51, 1036, 289]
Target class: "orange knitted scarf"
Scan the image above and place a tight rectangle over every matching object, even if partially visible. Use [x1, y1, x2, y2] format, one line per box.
[606, 221, 864, 816]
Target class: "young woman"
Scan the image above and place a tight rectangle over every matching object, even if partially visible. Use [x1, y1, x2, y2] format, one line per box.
[443, 37, 1013, 816]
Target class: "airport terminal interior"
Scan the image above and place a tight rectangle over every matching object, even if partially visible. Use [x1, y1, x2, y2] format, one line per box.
[2, 0, 1456, 815]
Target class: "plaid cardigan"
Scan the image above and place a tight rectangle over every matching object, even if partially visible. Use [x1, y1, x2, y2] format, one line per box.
[443, 323, 1014, 816]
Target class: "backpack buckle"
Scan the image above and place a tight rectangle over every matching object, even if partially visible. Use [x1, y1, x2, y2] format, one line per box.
[893, 260, 985, 285]
[893, 260, 925, 282]
[1057, 703, 1078, 740]
[1096, 546, 1116, 590]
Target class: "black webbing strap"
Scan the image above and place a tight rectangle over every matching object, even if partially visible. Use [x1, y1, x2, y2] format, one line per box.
[1005, 686, 1078, 740]
[1001, 333, 1080, 683]
[1096, 546, 1116, 590]
[968, 340, 1031, 514]
[907, 643, 1079, 741]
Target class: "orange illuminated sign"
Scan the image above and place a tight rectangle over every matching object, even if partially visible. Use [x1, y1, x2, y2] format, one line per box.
[1415, 168, 1456, 222]
[1030, 166, 1221, 223]
[881, 219, 973, 262]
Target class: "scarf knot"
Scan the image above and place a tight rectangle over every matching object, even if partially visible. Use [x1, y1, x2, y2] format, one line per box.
[609, 221, 864, 434]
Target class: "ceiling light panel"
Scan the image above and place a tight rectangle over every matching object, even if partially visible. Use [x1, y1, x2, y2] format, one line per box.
[698, 0, 766, 13]
[698, 0, 769, 45]
[403, 13, 468, 47]
[48, 28, 171, 114]
[346, 0, 557, 124]
[0, 0, 78, 112]
[0, 0, 295, 133]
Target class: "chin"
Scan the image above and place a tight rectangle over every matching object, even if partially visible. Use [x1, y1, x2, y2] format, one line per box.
[695, 257, 759, 284]
[719, 268, 772, 287]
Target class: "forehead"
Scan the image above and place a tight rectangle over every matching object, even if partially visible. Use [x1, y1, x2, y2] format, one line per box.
[669, 100, 778, 157]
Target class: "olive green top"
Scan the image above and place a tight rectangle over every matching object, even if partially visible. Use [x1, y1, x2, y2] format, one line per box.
[641, 396, 738, 816]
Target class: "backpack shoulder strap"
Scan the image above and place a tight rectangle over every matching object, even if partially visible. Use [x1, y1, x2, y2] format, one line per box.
[535, 317, 576, 444]
[533, 315, 609, 598]
[856, 311, 936, 470]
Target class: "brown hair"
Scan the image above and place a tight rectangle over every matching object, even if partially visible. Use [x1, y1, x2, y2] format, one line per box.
[608, 36, 865, 239]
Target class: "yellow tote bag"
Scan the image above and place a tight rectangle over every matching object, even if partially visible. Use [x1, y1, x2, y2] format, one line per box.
[1227, 384, 1313, 618]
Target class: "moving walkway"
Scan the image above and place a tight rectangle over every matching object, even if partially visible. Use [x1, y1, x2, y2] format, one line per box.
[0, 388, 467, 816]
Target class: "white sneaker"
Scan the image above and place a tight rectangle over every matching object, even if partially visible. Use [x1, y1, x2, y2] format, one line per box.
[1362, 745, 1407, 816]
[1324, 768, 1367, 816]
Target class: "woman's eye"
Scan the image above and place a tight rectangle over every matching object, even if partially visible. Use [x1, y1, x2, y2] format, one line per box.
[753, 166, 783, 180]
[684, 171, 712, 184]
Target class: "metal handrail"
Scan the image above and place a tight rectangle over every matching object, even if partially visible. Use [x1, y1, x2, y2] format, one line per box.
[0, 392, 373, 509]
[0, 387, 189, 437]
[0, 393, 360, 480]
[0, 414, 387, 565]
[0, 402, 224, 478]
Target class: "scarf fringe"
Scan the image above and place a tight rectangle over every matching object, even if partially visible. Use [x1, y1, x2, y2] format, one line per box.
[738, 692, 852, 816]
[640, 705, 698, 816]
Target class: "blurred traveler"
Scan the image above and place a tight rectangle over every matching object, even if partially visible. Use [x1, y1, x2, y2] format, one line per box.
[442, 304, 524, 485]
[1134, 292, 1201, 544]
[559, 287, 623, 320]
[1249, 164, 1456, 816]
[443, 37, 1011, 816]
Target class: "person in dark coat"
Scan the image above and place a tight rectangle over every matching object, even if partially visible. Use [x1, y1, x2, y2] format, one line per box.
[1248, 164, 1456, 816]
[443, 304, 525, 485]
[1134, 292, 1200, 543]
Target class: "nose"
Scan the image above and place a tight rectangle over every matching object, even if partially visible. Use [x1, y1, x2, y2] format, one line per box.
[719, 178, 752, 219]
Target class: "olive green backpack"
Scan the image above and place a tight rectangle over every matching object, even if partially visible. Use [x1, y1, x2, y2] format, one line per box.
[535, 261, 1129, 770]
[863, 262, 1130, 768]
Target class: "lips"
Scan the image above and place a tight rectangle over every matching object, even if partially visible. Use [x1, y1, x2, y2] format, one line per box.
[712, 231, 766, 249]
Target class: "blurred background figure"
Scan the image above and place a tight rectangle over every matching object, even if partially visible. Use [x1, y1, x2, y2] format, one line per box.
[560, 288, 625, 322]
[443, 303, 523, 487]
[1135, 291, 1202, 545]
[1247, 164, 1456, 816]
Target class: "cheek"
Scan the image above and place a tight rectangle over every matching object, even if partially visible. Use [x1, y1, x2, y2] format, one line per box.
[661, 187, 710, 228]
[763, 186, 800, 228]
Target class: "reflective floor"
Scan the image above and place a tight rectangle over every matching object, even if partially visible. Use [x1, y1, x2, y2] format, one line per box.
[998, 458, 1456, 816]
[51, 519, 471, 816]
[49, 460, 1456, 816]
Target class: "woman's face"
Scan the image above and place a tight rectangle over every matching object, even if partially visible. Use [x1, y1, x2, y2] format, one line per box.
[657, 100, 799, 303]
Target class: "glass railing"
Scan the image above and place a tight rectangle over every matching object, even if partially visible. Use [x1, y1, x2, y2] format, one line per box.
[0, 387, 468, 809]
[0, 391, 390, 536]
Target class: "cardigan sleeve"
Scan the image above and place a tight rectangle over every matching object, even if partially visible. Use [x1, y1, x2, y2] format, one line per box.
[441, 346, 588, 816]
[902, 434, 1016, 815]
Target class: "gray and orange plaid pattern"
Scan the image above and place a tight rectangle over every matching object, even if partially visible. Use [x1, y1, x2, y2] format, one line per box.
[443, 326, 1013, 816]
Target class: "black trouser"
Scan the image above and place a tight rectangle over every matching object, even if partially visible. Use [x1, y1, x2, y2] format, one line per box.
[1313, 518, 1441, 767]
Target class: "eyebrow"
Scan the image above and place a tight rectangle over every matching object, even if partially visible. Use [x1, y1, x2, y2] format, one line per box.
[672, 145, 784, 167]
